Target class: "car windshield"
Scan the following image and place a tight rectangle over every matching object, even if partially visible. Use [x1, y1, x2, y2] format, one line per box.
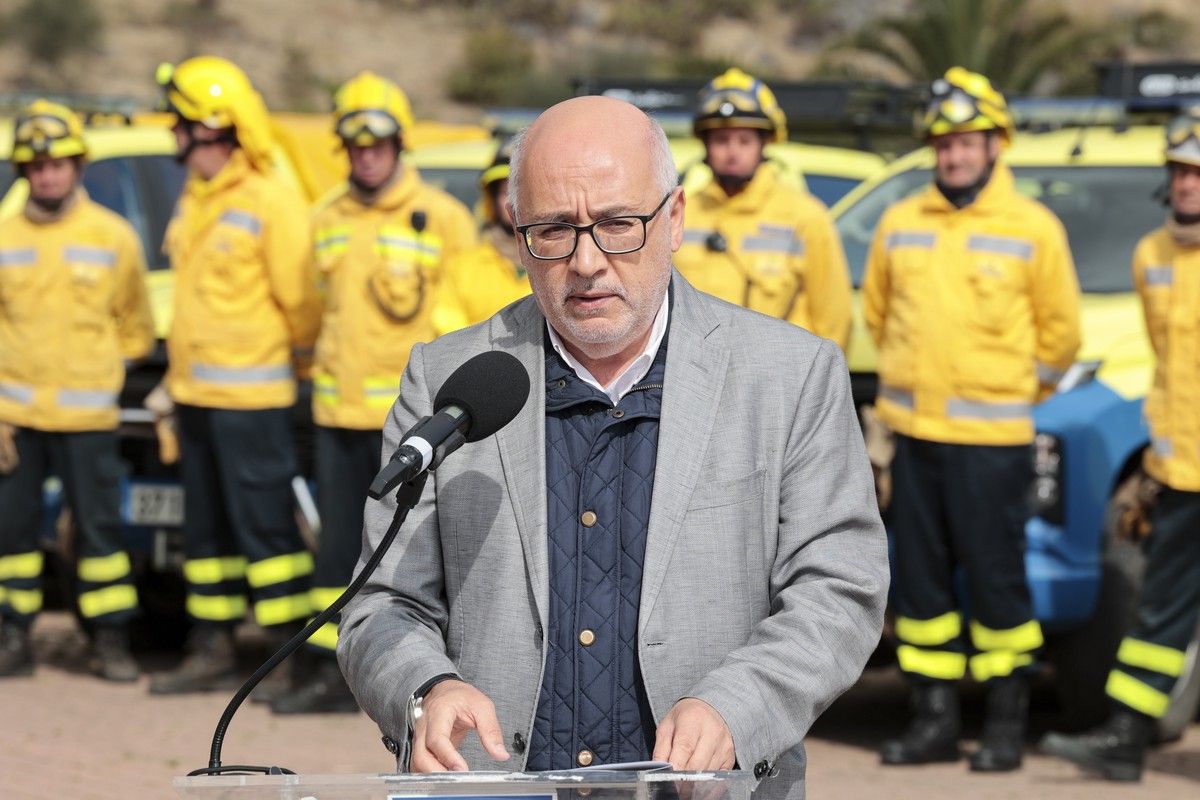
[836, 166, 1163, 293]
[82, 154, 186, 271]
[804, 173, 861, 208]
[417, 167, 481, 210]
[0, 161, 14, 198]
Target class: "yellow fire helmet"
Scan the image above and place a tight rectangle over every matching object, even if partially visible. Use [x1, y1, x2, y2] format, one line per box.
[1164, 111, 1200, 168]
[333, 71, 415, 148]
[693, 68, 788, 143]
[921, 66, 1014, 144]
[479, 139, 514, 224]
[156, 56, 276, 170]
[11, 99, 88, 165]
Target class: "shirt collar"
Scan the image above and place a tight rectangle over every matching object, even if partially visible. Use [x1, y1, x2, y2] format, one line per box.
[545, 290, 670, 406]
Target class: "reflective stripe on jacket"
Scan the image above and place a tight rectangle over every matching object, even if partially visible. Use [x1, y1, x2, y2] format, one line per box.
[165, 150, 321, 410]
[1134, 227, 1200, 491]
[862, 163, 1082, 446]
[0, 193, 153, 431]
[311, 167, 476, 429]
[674, 164, 853, 351]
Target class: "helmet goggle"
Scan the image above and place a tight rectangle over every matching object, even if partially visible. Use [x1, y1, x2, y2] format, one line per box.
[335, 109, 400, 146]
[15, 115, 71, 154]
[697, 88, 773, 125]
[1166, 116, 1200, 149]
[923, 80, 984, 130]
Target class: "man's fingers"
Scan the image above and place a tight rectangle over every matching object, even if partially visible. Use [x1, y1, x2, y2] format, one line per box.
[652, 713, 677, 762]
[666, 727, 699, 770]
[682, 729, 718, 772]
[423, 707, 470, 771]
[472, 701, 510, 761]
[409, 722, 447, 773]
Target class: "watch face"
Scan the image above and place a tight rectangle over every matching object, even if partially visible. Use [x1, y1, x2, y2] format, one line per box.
[407, 695, 423, 728]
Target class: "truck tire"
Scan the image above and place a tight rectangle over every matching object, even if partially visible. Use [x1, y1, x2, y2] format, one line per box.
[1045, 498, 1143, 730]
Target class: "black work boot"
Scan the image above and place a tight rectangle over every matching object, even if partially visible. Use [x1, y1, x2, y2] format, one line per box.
[970, 675, 1030, 771]
[148, 625, 237, 694]
[270, 653, 358, 714]
[1038, 709, 1155, 782]
[249, 623, 303, 705]
[91, 625, 139, 682]
[880, 682, 961, 764]
[0, 623, 34, 677]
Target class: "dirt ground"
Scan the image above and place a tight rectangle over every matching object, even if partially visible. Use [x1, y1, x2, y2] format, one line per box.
[0, 611, 1197, 799]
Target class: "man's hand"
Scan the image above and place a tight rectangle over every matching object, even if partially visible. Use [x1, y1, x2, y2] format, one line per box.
[410, 679, 510, 772]
[653, 698, 735, 771]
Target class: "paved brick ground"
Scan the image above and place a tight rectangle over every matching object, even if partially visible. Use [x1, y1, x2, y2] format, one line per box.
[1, 612, 1196, 799]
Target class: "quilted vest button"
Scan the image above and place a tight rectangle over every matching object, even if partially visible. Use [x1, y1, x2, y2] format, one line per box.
[578, 629, 596, 646]
[577, 749, 594, 766]
[580, 510, 597, 527]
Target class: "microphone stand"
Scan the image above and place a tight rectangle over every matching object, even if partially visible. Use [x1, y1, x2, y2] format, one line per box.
[188, 472, 430, 777]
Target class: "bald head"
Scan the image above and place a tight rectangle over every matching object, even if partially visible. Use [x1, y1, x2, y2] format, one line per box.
[503, 95, 685, 379]
[507, 96, 677, 224]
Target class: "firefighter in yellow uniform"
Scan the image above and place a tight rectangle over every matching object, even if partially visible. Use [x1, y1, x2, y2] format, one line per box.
[270, 72, 476, 714]
[148, 57, 322, 695]
[864, 68, 1081, 771]
[0, 101, 154, 681]
[431, 142, 530, 335]
[674, 68, 852, 351]
[1040, 113, 1200, 782]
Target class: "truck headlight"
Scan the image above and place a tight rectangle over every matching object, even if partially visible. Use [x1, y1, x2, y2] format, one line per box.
[1031, 433, 1064, 524]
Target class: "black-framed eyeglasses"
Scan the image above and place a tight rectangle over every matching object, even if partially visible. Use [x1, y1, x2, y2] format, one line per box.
[516, 191, 672, 261]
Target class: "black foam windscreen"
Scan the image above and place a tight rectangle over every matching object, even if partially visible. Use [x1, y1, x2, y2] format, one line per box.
[433, 351, 531, 442]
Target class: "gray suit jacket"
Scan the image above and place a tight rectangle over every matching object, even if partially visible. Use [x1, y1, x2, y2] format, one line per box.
[339, 272, 889, 799]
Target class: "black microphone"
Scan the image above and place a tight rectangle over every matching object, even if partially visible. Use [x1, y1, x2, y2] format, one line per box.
[368, 350, 530, 499]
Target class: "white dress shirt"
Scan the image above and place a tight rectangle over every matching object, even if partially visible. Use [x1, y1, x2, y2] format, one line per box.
[546, 291, 669, 405]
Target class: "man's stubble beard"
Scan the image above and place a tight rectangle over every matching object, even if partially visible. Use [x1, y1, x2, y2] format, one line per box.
[546, 261, 671, 359]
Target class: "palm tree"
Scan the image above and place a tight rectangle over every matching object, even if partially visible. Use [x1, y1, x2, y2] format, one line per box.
[816, 0, 1188, 94]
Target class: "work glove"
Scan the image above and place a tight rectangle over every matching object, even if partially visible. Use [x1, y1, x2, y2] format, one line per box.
[0, 422, 18, 475]
[144, 383, 180, 465]
[860, 404, 895, 514]
[1111, 453, 1162, 543]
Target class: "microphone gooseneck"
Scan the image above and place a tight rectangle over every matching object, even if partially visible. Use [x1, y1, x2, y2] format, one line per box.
[193, 350, 531, 776]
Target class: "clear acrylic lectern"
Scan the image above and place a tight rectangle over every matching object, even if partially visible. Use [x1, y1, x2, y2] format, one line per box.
[173, 769, 755, 800]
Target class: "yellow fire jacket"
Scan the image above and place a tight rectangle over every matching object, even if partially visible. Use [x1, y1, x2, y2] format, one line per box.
[165, 150, 321, 410]
[431, 226, 529, 336]
[311, 167, 476, 429]
[0, 192, 154, 431]
[1134, 226, 1200, 491]
[674, 164, 853, 351]
[862, 164, 1082, 446]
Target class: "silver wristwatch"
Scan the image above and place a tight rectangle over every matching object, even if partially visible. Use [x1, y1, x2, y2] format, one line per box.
[406, 692, 426, 729]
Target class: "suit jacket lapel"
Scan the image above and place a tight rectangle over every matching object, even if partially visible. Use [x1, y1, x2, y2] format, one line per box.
[492, 298, 550, 627]
[640, 273, 729, 627]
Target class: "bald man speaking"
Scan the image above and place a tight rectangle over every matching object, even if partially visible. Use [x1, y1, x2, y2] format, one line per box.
[338, 97, 888, 799]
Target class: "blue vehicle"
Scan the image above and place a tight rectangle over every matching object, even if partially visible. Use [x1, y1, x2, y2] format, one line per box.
[834, 123, 1200, 736]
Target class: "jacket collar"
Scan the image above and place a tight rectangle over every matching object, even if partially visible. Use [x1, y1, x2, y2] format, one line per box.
[343, 164, 421, 213]
[186, 149, 254, 201]
[919, 160, 1017, 216]
[697, 161, 779, 212]
[491, 271, 729, 629]
[23, 186, 87, 225]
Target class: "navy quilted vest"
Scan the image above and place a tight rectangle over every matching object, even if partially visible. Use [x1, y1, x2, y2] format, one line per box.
[525, 329, 668, 770]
